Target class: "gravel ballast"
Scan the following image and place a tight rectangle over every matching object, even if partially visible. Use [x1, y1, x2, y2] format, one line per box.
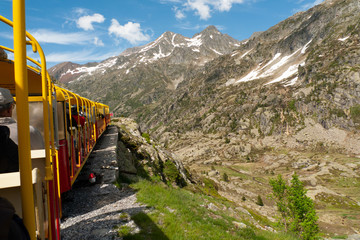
[60, 125, 144, 240]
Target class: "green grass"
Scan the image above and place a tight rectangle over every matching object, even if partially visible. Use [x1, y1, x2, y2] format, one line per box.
[119, 179, 299, 240]
[315, 192, 360, 210]
[141, 132, 151, 144]
[350, 104, 360, 122]
[214, 166, 251, 180]
[331, 235, 348, 239]
[118, 225, 133, 237]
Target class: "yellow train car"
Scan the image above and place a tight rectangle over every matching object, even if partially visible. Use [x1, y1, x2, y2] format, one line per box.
[0, 2, 110, 239]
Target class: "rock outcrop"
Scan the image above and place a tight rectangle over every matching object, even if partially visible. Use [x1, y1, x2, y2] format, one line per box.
[112, 117, 192, 187]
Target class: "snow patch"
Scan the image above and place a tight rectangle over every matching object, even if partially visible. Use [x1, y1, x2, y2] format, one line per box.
[236, 68, 260, 83]
[151, 46, 172, 61]
[267, 50, 299, 73]
[231, 51, 239, 57]
[118, 62, 129, 69]
[186, 35, 202, 47]
[140, 34, 165, 53]
[225, 78, 236, 86]
[301, 39, 312, 54]
[234, 42, 308, 85]
[171, 34, 180, 47]
[240, 49, 253, 59]
[266, 62, 303, 85]
[284, 76, 298, 87]
[62, 58, 117, 78]
[338, 36, 350, 42]
[211, 48, 223, 55]
[260, 53, 281, 70]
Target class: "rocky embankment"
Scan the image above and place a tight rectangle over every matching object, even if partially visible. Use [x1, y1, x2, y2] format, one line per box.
[112, 117, 192, 187]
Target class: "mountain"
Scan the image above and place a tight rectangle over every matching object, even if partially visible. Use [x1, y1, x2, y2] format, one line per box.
[50, 26, 241, 115]
[51, 0, 360, 235]
[50, 26, 239, 85]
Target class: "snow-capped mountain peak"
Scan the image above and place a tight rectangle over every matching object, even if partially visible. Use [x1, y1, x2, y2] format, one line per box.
[51, 26, 240, 83]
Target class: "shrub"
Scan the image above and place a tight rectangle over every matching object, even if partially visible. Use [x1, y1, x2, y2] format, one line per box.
[256, 195, 264, 206]
[288, 99, 297, 112]
[222, 173, 229, 182]
[142, 132, 151, 144]
[164, 160, 180, 184]
[350, 104, 360, 123]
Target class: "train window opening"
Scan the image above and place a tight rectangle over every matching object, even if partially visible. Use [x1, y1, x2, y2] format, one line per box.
[12, 101, 45, 142]
[56, 102, 65, 141]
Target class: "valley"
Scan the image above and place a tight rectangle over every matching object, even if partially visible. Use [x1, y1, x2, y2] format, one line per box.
[166, 129, 360, 236]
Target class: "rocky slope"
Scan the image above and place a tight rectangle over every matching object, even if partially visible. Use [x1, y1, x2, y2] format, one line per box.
[111, 117, 192, 187]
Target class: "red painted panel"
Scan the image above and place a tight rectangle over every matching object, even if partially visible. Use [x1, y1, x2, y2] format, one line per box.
[49, 156, 61, 240]
[58, 139, 71, 193]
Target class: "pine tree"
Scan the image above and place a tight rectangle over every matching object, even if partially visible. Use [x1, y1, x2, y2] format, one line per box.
[288, 173, 319, 240]
[269, 174, 290, 231]
[269, 173, 319, 240]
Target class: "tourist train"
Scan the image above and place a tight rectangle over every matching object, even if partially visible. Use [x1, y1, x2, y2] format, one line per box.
[0, 2, 110, 239]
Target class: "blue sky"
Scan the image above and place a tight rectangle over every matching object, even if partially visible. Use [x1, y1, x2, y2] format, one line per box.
[0, 0, 324, 67]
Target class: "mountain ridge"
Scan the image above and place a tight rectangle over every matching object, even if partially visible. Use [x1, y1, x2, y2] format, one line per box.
[50, 25, 240, 84]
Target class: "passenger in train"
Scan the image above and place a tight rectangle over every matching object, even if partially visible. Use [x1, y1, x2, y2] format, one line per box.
[0, 48, 7, 60]
[0, 125, 19, 173]
[71, 106, 87, 155]
[71, 106, 86, 127]
[66, 104, 77, 133]
[0, 197, 30, 240]
[0, 88, 45, 150]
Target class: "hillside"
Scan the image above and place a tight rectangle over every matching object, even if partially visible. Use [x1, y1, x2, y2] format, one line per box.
[51, 0, 360, 237]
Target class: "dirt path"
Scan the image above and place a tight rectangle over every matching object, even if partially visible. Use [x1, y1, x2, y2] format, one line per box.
[60, 125, 145, 240]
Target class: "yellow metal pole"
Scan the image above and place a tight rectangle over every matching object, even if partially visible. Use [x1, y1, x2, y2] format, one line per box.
[13, 0, 37, 239]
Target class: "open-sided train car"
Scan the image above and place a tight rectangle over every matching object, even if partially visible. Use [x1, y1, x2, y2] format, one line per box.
[0, 3, 110, 239]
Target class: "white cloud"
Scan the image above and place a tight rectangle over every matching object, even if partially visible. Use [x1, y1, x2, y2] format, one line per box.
[215, 0, 245, 12]
[176, 22, 207, 31]
[162, 0, 247, 20]
[94, 37, 104, 46]
[74, 8, 88, 15]
[0, 32, 13, 40]
[76, 13, 105, 31]
[108, 20, 151, 45]
[171, 0, 246, 20]
[295, 0, 324, 12]
[160, 0, 183, 3]
[31, 29, 92, 45]
[43, 50, 116, 63]
[186, 0, 211, 20]
[173, 7, 186, 20]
